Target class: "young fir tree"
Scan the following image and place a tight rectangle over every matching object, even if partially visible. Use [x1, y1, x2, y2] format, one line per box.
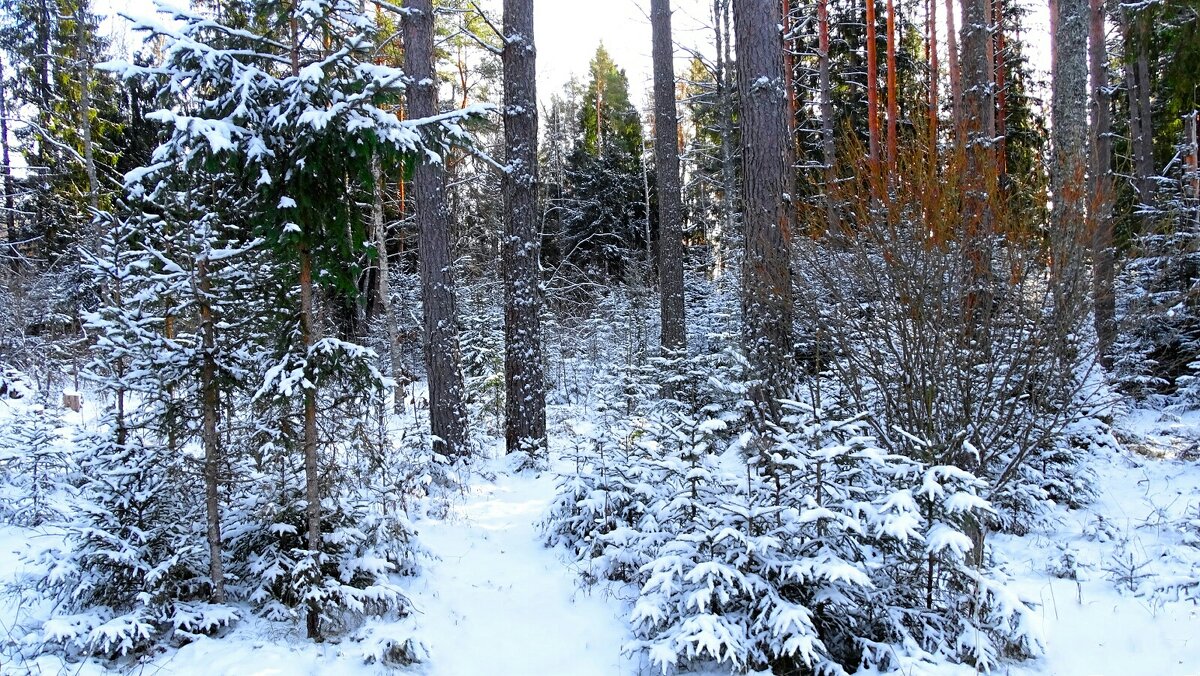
[25, 0, 484, 651]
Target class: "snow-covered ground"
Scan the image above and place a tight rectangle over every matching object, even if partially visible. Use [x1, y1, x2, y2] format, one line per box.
[3, 400, 1200, 675]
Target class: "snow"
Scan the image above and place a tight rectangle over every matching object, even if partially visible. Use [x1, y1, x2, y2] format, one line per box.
[5, 392, 1200, 675]
[410, 457, 633, 675]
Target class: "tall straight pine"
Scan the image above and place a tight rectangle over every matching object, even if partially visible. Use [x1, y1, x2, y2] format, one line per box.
[734, 0, 795, 416]
[502, 0, 547, 455]
[651, 0, 687, 355]
[405, 0, 470, 457]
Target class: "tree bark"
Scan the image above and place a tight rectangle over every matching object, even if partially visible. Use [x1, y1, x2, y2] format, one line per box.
[945, 0, 962, 139]
[197, 254, 226, 603]
[1050, 0, 1089, 322]
[652, 0, 687, 355]
[1089, 0, 1115, 367]
[372, 156, 404, 413]
[0, 60, 15, 244]
[76, 9, 98, 217]
[712, 0, 738, 277]
[734, 0, 795, 417]
[886, 0, 898, 174]
[994, 0, 1008, 181]
[405, 0, 470, 458]
[501, 0, 546, 455]
[866, 0, 881, 169]
[299, 244, 321, 640]
[289, 9, 323, 641]
[961, 0, 996, 249]
[818, 0, 837, 234]
[1134, 11, 1154, 209]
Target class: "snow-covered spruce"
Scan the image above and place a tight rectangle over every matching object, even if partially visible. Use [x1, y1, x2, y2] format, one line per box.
[545, 362, 1043, 673]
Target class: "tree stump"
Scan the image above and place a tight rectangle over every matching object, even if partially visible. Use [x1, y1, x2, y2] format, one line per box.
[63, 392, 82, 412]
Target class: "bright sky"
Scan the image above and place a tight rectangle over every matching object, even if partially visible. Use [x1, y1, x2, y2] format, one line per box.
[533, 0, 712, 100]
[95, 0, 1051, 110]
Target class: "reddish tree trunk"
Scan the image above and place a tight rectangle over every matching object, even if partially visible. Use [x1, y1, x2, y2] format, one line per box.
[886, 0, 898, 174]
[866, 0, 881, 170]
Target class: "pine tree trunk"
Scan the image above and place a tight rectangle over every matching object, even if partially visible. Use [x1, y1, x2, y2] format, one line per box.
[866, 0, 881, 169]
[372, 156, 403, 413]
[945, 0, 962, 140]
[652, 0, 687, 355]
[926, 0, 941, 240]
[994, 0, 1008, 181]
[1134, 12, 1154, 209]
[734, 0, 795, 418]
[886, 0, 898, 174]
[500, 0, 547, 456]
[1089, 0, 1115, 367]
[198, 255, 226, 604]
[1049, 0, 1088, 323]
[818, 0, 837, 234]
[405, 0, 469, 458]
[76, 10, 98, 218]
[1187, 111, 1199, 223]
[713, 0, 738, 277]
[961, 0, 996, 281]
[0, 60, 15, 244]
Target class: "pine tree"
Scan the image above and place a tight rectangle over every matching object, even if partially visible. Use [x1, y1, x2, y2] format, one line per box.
[651, 0, 686, 356]
[501, 0, 547, 457]
[734, 0, 795, 416]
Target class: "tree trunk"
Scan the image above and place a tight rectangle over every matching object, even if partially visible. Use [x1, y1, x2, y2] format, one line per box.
[1049, 0, 1089, 323]
[818, 0, 837, 235]
[866, 0, 881, 169]
[652, 0, 687, 355]
[372, 156, 404, 413]
[501, 0, 546, 455]
[994, 0, 1008, 182]
[1089, 0, 1115, 367]
[198, 254, 226, 604]
[405, 0, 469, 458]
[0, 60, 14, 244]
[713, 0, 738, 277]
[961, 0, 996, 262]
[886, 0, 898, 174]
[76, 9, 98, 218]
[289, 10, 323, 641]
[734, 0, 795, 417]
[926, 0, 941, 240]
[1187, 111, 1199, 224]
[1134, 11, 1154, 210]
[299, 244, 321, 640]
[945, 0, 962, 139]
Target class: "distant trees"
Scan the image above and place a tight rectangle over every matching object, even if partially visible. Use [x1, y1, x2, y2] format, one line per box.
[554, 46, 650, 283]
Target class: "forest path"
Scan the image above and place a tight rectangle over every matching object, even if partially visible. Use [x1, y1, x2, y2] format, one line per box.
[413, 461, 634, 675]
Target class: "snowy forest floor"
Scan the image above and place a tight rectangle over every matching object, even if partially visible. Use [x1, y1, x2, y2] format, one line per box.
[3, 399, 1200, 675]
